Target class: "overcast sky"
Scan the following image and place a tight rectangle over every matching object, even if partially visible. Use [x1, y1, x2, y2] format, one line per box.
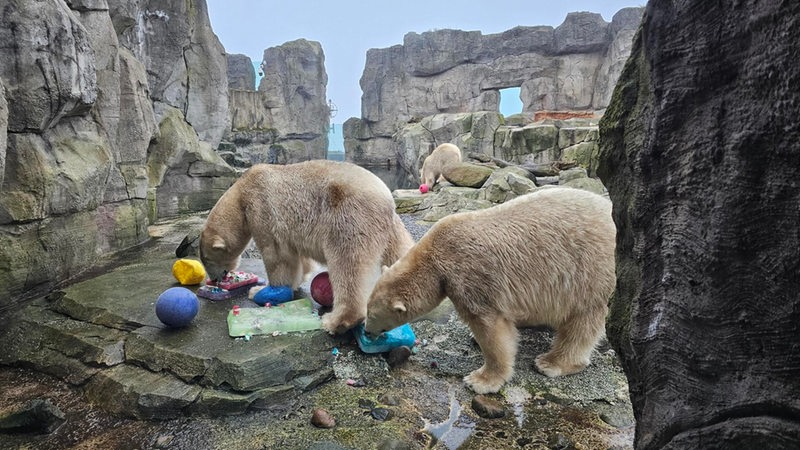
[206, 1, 644, 122]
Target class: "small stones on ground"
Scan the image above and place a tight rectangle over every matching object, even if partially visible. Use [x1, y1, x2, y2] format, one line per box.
[370, 407, 394, 421]
[346, 379, 366, 387]
[377, 438, 412, 450]
[154, 434, 174, 448]
[385, 345, 412, 368]
[548, 432, 572, 449]
[378, 393, 401, 406]
[310, 408, 336, 429]
[358, 398, 376, 410]
[471, 395, 506, 419]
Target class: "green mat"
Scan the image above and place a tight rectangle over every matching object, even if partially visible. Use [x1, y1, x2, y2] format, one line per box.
[227, 298, 322, 337]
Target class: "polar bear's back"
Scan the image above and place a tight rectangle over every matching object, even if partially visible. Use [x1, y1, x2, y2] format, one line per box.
[426, 187, 615, 327]
[235, 160, 398, 259]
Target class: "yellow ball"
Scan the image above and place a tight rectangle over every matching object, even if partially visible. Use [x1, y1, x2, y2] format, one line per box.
[172, 259, 206, 285]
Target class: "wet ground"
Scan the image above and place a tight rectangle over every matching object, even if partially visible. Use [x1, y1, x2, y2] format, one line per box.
[0, 213, 634, 450]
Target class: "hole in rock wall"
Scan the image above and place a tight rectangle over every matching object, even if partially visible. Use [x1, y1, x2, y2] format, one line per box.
[499, 87, 523, 117]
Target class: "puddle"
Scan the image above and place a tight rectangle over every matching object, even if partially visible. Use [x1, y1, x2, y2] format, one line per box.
[422, 390, 476, 449]
[503, 385, 532, 427]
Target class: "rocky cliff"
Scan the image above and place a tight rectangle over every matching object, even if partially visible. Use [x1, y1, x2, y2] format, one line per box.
[345, 8, 643, 170]
[0, 0, 234, 307]
[222, 40, 330, 166]
[598, 1, 800, 448]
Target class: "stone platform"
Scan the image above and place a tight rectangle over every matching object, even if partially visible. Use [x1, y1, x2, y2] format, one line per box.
[0, 215, 337, 419]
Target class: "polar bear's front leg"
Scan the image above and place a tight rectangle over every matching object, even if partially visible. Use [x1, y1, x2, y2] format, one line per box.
[320, 255, 381, 335]
[262, 253, 306, 290]
[463, 315, 518, 394]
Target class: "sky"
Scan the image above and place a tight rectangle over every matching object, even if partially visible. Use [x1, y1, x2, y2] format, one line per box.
[206, 1, 643, 123]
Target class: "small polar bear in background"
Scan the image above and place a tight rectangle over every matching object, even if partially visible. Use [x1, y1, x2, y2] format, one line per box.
[419, 143, 462, 190]
[365, 187, 616, 394]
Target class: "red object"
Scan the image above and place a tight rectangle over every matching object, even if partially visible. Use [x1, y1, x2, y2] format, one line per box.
[310, 271, 334, 307]
[232, 305, 240, 316]
[419, 183, 429, 194]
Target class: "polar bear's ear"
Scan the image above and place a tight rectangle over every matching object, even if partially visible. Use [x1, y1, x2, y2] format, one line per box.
[393, 301, 407, 313]
[211, 236, 226, 250]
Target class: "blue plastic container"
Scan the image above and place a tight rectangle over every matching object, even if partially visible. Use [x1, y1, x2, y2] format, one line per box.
[252, 285, 294, 306]
[353, 323, 416, 353]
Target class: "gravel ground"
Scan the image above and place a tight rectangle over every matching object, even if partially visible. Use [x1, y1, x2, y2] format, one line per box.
[400, 213, 433, 242]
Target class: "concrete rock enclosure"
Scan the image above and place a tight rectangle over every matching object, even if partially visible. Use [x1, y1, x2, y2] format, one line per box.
[223, 40, 330, 166]
[345, 8, 643, 170]
[598, 1, 800, 448]
[0, 0, 235, 307]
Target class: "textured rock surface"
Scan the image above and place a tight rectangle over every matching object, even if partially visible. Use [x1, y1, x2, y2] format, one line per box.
[110, 0, 229, 146]
[224, 39, 329, 165]
[598, 1, 800, 449]
[0, 0, 234, 307]
[346, 8, 643, 169]
[227, 53, 256, 91]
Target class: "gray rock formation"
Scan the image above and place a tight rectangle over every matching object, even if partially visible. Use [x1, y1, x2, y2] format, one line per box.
[360, 110, 602, 188]
[223, 39, 329, 165]
[346, 8, 643, 179]
[0, 0, 234, 307]
[598, 2, 800, 449]
[227, 53, 256, 91]
[109, 0, 230, 147]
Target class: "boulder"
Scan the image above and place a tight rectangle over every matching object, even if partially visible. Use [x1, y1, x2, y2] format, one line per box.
[147, 107, 237, 220]
[442, 162, 494, 188]
[598, 1, 800, 448]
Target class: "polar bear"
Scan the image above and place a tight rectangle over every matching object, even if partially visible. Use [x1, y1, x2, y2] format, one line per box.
[200, 160, 414, 334]
[419, 143, 461, 189]
[365, 187, 616, 394]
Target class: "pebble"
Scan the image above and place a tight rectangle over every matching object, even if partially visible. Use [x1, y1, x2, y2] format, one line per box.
[378, 393, 401, 406]
[358, 398, 376, 409]
[385, 345, 412, 368]
[471, 395, 506, 419]
[548, 432, 572, 449]
[370, 407, 394, 421]
[310, 408, 336, 428]
[154, 434, 174, 448]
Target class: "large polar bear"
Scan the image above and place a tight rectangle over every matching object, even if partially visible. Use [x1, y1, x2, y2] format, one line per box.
[365, 187, 616, 394]
[419, 143, 461, 189]
[200, 160, 414, 334]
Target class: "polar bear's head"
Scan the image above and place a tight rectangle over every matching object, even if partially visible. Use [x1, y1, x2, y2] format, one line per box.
[199, 231, 241, 282]
[365, 265, 414, 337]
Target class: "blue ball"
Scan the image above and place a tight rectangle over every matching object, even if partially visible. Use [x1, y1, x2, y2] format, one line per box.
[253, 285, 293, 306]
[156, 287, 199, 327]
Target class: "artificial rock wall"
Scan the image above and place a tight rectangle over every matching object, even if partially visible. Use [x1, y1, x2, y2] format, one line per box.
[0, 0, 235, 307]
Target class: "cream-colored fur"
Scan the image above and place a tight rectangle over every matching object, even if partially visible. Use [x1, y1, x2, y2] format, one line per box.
[200, 160, 414, 334]
[365, 187, 616, 394]
[419, 143, 461, 188]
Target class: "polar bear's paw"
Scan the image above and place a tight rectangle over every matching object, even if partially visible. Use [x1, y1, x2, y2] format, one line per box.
[535, 354, 588, 378]
[464, 368, 506, 394]
[321, 312, 363, 335]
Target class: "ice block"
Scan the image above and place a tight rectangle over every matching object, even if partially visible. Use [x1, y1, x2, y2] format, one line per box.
[352, 323, 416, 353]
[227, 298, 322, 337]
